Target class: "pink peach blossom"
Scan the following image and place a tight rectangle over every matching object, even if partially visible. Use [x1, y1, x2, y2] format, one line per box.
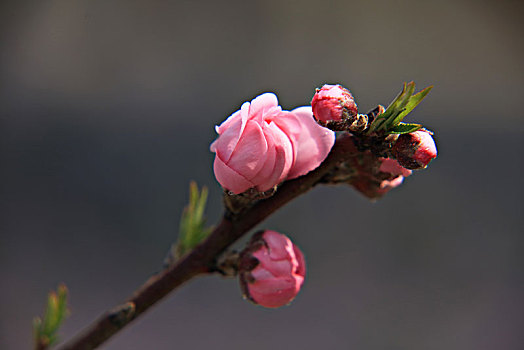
[239, 230, 306, 308]
[210, 93, 335, 194]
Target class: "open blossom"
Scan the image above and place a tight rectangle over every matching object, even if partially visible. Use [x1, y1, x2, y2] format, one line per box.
[239, 230, 306, 308]
[392, 130, 437, 169]
[210, 93, 335, 194]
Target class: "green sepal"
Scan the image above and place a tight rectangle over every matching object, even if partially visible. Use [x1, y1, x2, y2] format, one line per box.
[33, 284, 69, 348]
[387, 122, 423, 134]
[173, 182, 212, 259]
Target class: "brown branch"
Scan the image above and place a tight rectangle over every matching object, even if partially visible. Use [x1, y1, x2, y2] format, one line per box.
[56, 134, 359, 350]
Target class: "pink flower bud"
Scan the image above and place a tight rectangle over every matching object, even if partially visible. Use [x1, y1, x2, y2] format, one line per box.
[239, 230, 306, 308]
[311, 84, 358, 125]
[210, 93, 335, 194]
[379, 158, 412, 178]
[392, 130, 437, 169]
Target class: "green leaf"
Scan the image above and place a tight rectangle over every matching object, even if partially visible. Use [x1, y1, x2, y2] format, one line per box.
[34, 284, 69, 348]
[367, 82, 433, 134]
[369, 82, 411, 132]
[173, 182, 212, 259]
[387, 122, 423, 134]
[388, 85, 432, 128]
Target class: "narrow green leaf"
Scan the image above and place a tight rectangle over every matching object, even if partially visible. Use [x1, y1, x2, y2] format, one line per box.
[55, 285, 68, 327]
[387, 123, 423, 134]
[368, 82, 433, 134]
[389, 85, 432, 127]
[42, 292, 58, 335]
[380, 82, 415, 130]
[368, 82, 411, 132]
[174, 182, 212, 259]
[34, 284, 69, 348]
[195, 187, 208, 223]
[33, 317, 43, 342]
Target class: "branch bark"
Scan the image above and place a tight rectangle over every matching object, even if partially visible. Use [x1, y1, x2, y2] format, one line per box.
[56, 134, 358, 350]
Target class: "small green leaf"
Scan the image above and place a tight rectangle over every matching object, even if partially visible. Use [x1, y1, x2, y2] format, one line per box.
[34, 284, 69, 349]
[388, 85, 432, 128]
[173, 182, 212, 260]
[387, 122, 423, 134]
[367, 82, 433, 134]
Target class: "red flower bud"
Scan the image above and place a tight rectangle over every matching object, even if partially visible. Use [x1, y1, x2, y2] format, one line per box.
[392, 130, 437, 169]
[238, 230, 306, 308]
[311, 84, 358, 128]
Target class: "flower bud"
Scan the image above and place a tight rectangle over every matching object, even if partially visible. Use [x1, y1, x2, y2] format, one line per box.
[238, 230, 306, 308]
[311, 84, 358, 129]
[392, 130, 437, 169]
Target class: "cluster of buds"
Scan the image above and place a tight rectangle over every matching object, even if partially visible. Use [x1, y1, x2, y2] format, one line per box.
[238, 230, 306, 308]
[312, 83, 437, 199]
[332, 138, 436, 200]
[210, 82, 437, 307]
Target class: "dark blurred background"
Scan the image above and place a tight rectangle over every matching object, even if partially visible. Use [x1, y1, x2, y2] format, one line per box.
[1, 0, 523, 349]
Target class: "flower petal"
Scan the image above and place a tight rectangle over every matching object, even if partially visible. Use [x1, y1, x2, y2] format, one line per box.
[247, 122, 293, 191]
[276, 106, 335, 179]
[248, 276, 302, 308]
[265, 121, 294, 184]
[213, 155, 254, 194]
[249, 93, 279, 118]
[227, 120, 268, 181]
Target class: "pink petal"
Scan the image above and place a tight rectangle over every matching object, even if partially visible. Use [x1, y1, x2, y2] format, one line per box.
[253, 252, 294, 277]
[227, 120, 269, 180]
[292, 245, 306, 278]
[246, 122, 293, 191]
[277, 106, 335, 179]
[215, 109, 241, 135]
[379, 158, 412, 177]
[213, 155, 254, 194]
[247, 127, 278, 191]
[211, 115, 242, 161]
[249, 93, 279, 118]
[265, 121, 294, 184]
[248, 277, 303, 308]
[249, 275, 298, 295]
[262, 230, 294, 260]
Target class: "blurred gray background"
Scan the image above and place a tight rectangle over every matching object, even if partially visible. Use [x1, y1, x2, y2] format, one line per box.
[1, 0, 523, 349]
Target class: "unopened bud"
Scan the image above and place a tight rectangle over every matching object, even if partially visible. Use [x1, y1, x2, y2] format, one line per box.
[392, 130, 437, 169]
[238, 230, 306, 308]
[311, 84, 358, 131]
